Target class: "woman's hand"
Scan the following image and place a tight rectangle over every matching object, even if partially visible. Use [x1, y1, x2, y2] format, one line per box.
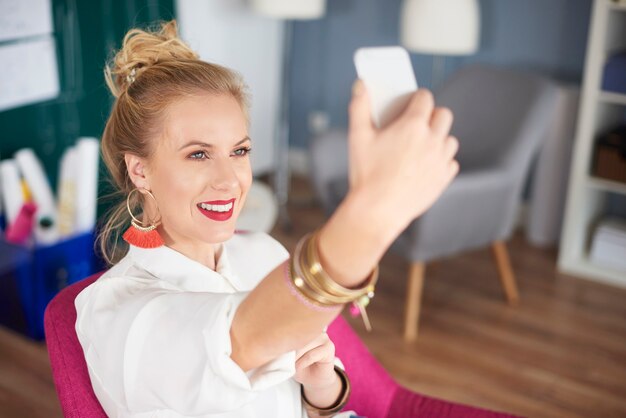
[347, 81, 459, 237]
[294, 332, 343, 411]
[295, 332, 337, 389]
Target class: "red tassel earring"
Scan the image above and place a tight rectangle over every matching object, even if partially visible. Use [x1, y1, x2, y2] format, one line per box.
[122, 188, 164, 248]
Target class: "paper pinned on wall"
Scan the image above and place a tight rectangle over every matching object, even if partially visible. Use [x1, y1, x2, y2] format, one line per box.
[0, 36, 59, 112]
[0, 159, 24, 226]
[74, 138, 100, 234]
[57, 146, 78, 237]
[0, 0, 53, 42]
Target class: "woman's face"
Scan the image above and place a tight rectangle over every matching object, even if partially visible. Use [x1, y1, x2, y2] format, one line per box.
[133, 93, 252, 249]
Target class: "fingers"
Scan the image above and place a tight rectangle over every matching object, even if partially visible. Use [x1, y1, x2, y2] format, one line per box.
[430, 107, 453, 138]
[443, 136, 460, 182]
[403, 89, 435, 122]
[450, 159, 460, 176]
[348, 79, 375, 139]
[295, 332, 330, 360]
[447, 159, 461, 184]
[295, 340, 336, 371]
[295, 332, 335, 370]
[444, 135, 459, 160]
[445, 134, 460, 179]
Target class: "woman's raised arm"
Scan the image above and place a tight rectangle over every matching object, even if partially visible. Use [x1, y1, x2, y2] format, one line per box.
[230, 81, 459, 372]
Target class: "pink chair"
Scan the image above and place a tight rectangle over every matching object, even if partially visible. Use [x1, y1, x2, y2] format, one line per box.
[44, 274, 519, 418]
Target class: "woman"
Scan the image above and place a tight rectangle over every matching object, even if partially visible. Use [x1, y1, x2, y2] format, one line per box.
[76, 21, 458, 418]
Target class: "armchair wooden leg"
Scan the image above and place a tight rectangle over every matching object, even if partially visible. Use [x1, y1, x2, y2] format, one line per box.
[491, 241, 519, 305]
[404, 262, 426, 342]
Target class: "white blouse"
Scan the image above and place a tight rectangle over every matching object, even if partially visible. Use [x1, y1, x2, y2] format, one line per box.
[75, 231, 351, 418]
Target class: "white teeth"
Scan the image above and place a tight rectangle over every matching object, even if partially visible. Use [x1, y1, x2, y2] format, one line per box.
[200, 202, 233, 212]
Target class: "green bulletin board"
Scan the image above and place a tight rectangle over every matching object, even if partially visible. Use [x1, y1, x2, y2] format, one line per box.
[0, 0, 176, 217]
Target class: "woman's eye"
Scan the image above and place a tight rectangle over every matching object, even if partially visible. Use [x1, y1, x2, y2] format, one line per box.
[233, 147, 252, 157]
[189, 150, 208, 160]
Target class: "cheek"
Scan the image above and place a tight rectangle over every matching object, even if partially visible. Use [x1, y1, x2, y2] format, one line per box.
[151, 159, 251, 212]
[151, 163, 200, 208]
[238, 164, 253, 196]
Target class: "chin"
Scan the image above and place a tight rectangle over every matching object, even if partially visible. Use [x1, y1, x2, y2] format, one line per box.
[201, 227, 236, 244]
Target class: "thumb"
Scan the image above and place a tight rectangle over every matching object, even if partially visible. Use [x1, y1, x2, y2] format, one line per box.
[348, 79, 375, 141]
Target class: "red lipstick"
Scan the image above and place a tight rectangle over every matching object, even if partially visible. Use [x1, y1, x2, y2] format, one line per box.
[197, 198, 236, 222]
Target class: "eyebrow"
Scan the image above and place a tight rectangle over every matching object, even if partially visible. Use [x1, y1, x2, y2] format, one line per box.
[178, 136, 251, 151]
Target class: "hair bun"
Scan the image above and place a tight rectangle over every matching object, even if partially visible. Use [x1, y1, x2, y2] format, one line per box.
[105, 20, 198, 98]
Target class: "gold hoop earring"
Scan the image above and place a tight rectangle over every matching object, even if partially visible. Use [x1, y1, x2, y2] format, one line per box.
[122, 188, 164, 248]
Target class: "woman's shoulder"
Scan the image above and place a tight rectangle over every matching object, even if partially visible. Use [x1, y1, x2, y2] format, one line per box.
[75, 251, 167, 308]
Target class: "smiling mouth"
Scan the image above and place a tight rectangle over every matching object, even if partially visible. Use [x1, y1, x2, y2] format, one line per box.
[197, 198, 236, 221]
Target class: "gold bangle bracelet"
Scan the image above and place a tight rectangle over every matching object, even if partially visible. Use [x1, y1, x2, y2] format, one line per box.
[301, 365, 351, 416]
[291, 256, 341, 306]
[291, 232, 378, 304]
[305, 231, 378, 300]
[293, 235, 357, 306]
[288, 230, 379, 331]
[297, 256, 361, 305]
[297, 249, 355, 305]
[290, 239, 343, 307]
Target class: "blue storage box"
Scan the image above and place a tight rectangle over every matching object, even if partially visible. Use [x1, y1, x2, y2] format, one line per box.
[0, 241, 32, 336]
[602, 52, 626, 94]
[0, 232, 104, 339]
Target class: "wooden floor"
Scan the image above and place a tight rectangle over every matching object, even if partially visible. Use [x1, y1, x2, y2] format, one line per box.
[1, 176, 626, 418]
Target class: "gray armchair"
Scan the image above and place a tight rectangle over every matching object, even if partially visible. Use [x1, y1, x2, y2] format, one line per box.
[309, 65, 560, 341]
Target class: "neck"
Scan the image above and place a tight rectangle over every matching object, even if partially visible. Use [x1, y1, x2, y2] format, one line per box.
[158, 226, 223, 270]
[171, 240, 223, 270]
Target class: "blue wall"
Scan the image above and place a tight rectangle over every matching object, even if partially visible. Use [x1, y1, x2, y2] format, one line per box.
[288, 0, 592, 149]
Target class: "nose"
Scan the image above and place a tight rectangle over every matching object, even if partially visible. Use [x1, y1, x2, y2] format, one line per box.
[210, 157, 239, 192]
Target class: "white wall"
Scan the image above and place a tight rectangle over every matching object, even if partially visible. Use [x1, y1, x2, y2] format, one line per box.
[176, 0, 283, 175]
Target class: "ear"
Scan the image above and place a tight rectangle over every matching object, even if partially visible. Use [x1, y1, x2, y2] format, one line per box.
[125, 153, 151, 190]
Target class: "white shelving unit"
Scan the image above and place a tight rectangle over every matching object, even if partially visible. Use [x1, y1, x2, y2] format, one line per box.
[558, 0, 626, 287]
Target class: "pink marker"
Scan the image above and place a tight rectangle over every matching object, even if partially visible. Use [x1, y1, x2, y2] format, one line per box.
[5, 202, 37, 245]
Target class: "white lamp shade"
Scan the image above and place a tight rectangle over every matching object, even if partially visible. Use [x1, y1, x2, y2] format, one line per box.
[400, 0, 480, 55]
[249, 0, 326, 19]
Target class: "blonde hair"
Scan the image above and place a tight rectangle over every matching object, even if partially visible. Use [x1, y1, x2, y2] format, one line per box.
[97, 20, 249, 265]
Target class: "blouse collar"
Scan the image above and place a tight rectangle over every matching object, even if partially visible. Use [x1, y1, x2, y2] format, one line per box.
[127, 239, 247, 293]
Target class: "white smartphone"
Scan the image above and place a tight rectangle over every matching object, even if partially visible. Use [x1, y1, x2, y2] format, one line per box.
[354, 46, 418, 129]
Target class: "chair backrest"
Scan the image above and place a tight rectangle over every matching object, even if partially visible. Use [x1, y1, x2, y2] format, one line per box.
[436, 65, 559, 175]
[44, 274, 107, 418]
[44, 274, 400, 417]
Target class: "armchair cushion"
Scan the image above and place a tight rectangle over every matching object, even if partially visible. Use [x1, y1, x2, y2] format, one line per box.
[393, 169, 519, 262]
